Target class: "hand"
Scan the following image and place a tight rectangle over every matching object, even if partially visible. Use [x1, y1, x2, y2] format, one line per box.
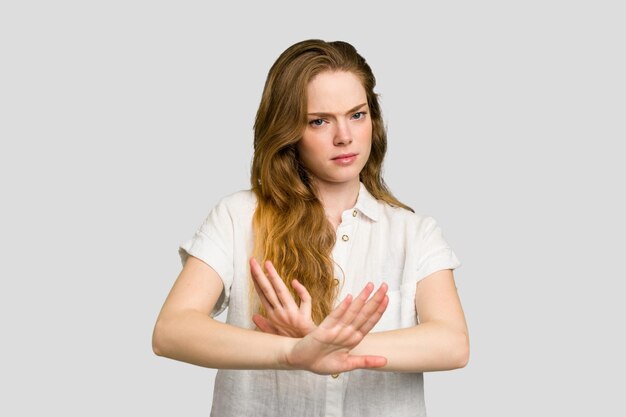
[250, 257, 317, 337]
[285, 281, 389, 375]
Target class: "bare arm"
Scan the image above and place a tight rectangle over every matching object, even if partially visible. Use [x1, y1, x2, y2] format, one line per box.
[251, 263, 469, 373]
[351, 269, 469, 372]
[152, 255, 290, 369]
[152, 256, 389, 374]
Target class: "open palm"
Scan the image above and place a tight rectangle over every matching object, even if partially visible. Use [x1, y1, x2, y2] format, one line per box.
[286, 281, 389, 375]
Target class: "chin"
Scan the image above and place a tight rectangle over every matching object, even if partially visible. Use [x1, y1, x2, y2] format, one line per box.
[322, 174, 362, 185]
[308, 163, 366, 185]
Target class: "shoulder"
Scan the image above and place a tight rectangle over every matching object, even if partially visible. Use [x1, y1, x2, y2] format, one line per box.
[216, 188, 257, 208]
[377, 201, 459, 271]
[378, 202, 439, 238]
[207, 189, 257, 221]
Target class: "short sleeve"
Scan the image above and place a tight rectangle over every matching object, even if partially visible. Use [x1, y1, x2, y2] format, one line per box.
[414, 216, 461, 283]
[178, 199, 234, 317]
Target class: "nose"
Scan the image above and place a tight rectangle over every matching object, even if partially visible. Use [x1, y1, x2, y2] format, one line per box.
[333, 120, 353, 146]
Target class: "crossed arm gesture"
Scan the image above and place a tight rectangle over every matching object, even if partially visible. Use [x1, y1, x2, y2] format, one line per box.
[153, 255, 468, 374]
[249, 257, 389, 374]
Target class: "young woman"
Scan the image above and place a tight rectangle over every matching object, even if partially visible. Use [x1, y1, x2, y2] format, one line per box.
[153, 39, 469, 417]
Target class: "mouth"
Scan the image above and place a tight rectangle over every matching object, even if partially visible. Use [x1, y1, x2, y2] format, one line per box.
[331, 153, 358, 165]
[332, 153, 357, 160]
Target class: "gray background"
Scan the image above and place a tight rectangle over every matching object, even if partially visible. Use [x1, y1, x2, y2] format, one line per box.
[1, 0, 624, 415]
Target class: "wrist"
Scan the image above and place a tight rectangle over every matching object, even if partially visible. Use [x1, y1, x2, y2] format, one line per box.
[277, 336, 300, 370]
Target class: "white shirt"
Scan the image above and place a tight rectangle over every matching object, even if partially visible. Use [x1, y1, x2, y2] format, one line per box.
[179, 182, 461, 417]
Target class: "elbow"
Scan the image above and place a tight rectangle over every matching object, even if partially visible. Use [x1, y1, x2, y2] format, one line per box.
[152, 318, 169, 357]
[452, 331, 470, 369]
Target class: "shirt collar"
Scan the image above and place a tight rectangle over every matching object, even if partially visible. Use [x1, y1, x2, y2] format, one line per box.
[354, 181, 380, 222]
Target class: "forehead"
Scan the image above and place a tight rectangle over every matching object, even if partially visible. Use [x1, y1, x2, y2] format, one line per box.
[306, 71, 367, 112]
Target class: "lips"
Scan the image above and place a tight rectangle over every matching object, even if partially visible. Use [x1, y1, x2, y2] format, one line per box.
[332, 153, 357, 160]
[331, 153, 358, 166]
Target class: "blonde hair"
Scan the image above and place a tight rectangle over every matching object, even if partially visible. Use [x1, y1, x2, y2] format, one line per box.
[251, 39, 413, 324]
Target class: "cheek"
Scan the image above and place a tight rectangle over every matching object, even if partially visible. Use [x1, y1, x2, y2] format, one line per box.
[362, 126, 373, 157]
[299, 135, 324, 155]
[354, 120, 372, 141]
[365, 121, 373, 139]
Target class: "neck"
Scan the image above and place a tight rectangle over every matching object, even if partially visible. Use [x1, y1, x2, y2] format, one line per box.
[312, 178, 361, 222]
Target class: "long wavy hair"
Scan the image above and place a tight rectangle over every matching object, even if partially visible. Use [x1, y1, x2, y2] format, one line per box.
[251, 39, 413, 324]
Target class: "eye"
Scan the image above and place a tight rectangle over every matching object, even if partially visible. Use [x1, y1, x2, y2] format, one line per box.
[352, 111, 367, 120]
[309, 118, 325, 127]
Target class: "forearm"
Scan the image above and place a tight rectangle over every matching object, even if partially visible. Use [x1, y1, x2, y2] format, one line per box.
[351, 321, 469, 372]
[152, 310, 297, 370]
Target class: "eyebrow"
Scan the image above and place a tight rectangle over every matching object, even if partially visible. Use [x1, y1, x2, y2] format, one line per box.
[307, 102, 368, 117]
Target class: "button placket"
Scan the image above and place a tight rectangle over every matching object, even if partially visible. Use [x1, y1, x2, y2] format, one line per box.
[338, 209, 356, 243]
[325, 371, 344, 417]
[325, 210, 357, 416]
[333, 214, 358, 306]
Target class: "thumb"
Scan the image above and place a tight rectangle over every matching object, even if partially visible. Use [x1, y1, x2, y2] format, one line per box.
[252, 314, 278, 335]
[292, 279, 312, 316]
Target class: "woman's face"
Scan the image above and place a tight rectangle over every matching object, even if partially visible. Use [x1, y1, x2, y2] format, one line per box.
[297, 70, 372, 188]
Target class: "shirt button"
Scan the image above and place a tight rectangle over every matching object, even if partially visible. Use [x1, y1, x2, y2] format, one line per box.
[331, 373, 340, 378]
[341, 235, 349, 242]
[352, 209, 357, 217]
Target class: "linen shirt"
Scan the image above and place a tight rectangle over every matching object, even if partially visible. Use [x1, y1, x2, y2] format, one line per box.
[178, 182, 461, 417]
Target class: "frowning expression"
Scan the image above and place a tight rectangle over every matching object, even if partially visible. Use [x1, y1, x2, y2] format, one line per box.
[297, 70, 372, 187]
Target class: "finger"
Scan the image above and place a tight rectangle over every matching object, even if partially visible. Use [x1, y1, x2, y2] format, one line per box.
[358, 294, 390, 336]
[251, 274, 275, 314]
[250, 257, 282, 309]
[252, 314, 279, 335]
[350, 283, 388, 330]
[343, 354, 388, 372]
[292, 279, 312, 316]
[338, 282, 375, 326]
[323, 294, 352, 327]
[265, 261, 298, 311]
